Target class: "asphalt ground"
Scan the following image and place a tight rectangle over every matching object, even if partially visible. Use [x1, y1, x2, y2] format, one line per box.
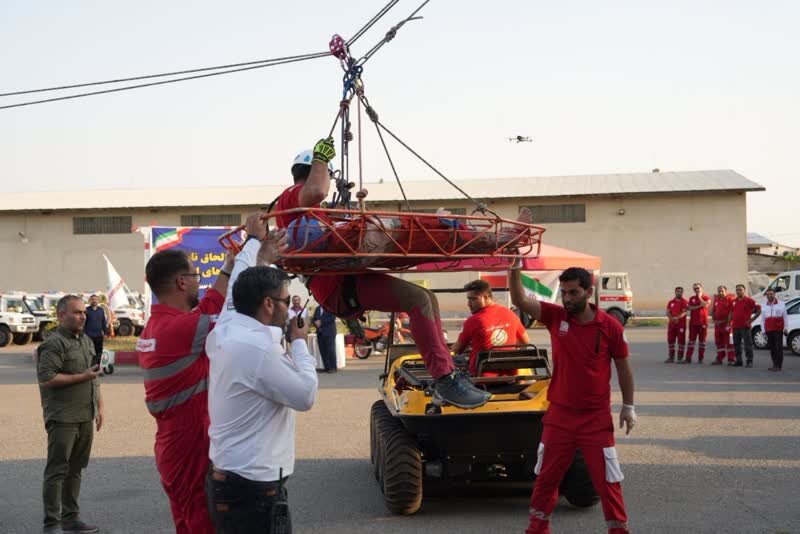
[1, 327, 798, 534]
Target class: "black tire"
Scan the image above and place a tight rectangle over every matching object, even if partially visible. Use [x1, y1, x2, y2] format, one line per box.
[608, 309, 626, 326]
[117, 321, 134, 337]
[559, 450, 600, 508]
[789, 331, 800, 356]
[13, 332, 33, 345]
[0, 326, 11, 348]
[370, 400, 393, 482]
[752, 326, 768, 350]
[380, 419, 423, 515]
[354, 339, 373, 360]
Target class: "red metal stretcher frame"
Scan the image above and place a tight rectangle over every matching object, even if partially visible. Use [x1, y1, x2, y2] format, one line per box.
[218, 207, 545, 275]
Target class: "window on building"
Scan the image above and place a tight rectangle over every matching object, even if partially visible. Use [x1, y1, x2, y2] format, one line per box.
[73, 216, 132, 235]
[521, 204, 586, 223]
[180, 214, 242, 227]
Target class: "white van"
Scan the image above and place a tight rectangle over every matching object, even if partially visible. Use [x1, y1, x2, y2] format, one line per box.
[753, 270, 800, 303]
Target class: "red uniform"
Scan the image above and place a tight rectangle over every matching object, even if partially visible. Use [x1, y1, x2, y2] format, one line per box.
[666, 297, 688, 361]
[137, 289, 224, 534]
[712, 295, 735, 362]
[275, 184, 454, 378]
[685, 294, 711, 362]
[731, 296, 760, 329]
[456, 304, 527, 376]
[527, 302, 629, 534]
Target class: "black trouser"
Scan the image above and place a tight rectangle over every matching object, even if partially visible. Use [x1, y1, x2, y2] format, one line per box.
[43, 420, 94, 527]
[767, 330, 784, 369]
[318, 333, 337, 371]
[206, 466, 291, 534]
[732, 327, 754, 364]
[89, 336, 104, 366]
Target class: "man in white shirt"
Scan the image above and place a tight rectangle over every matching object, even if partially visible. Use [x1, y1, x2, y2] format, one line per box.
[205, 226, 318, 533]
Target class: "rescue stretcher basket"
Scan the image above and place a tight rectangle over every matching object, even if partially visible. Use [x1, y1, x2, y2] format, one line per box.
[218, 207, 545, 275]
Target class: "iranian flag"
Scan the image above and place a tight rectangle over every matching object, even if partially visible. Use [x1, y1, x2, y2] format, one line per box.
[480, 271, 560, 303]
[520, 271, 560, 303]
[154, 228, 191, 252]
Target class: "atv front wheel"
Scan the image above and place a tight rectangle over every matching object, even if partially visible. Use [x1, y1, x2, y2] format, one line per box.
[379, 412, 423, 514]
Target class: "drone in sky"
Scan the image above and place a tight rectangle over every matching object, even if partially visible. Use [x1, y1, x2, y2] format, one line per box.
[508, 135, 532, 143]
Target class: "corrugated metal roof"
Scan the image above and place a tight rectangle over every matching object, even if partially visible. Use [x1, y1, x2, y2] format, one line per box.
[747, 232, 774, 246]
[0, 169, 763, 212]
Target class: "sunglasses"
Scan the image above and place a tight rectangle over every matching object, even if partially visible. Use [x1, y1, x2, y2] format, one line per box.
[270, 295, 291, 307]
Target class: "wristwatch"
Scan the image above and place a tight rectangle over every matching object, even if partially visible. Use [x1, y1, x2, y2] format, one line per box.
[245, 234, 264, 245]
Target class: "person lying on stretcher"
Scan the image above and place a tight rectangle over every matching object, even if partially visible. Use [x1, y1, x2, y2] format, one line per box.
[282, 198, 533, 256]
[273, 137, 525, 409]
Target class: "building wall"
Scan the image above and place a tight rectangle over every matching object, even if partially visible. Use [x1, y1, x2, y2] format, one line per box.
[0, 206, 251, 294]
[375, 191, 749, 313]
[0, 192, 749, 313]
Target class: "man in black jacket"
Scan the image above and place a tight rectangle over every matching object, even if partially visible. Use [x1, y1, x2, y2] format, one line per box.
[312, 306, 338, 373]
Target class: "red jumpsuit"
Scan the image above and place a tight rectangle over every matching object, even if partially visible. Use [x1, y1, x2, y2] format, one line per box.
[712, 295, 734, 363]
[527, 302, 630, 534]
[137, 289, 224, 534]
[275, 184, 454, 378]
[666, 297, 688, 361]
[685, 294, 711, 362]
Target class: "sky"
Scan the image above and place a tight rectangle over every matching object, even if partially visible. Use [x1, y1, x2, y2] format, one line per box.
[1, 0, 798, 246]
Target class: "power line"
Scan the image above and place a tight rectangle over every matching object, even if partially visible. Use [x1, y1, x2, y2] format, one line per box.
[0, 52, 329, 111]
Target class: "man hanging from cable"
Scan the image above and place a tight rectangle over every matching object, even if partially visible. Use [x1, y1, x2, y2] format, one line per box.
[273, 137, 490, 409]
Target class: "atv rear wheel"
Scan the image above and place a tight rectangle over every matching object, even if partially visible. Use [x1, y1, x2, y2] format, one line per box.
[560, 449, 600, 508]
[370, 400, 393, 482]
[378, 412, 423, 514]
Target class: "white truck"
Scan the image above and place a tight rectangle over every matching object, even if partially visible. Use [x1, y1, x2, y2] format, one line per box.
[21, 294, 58, 341]
[599, 272, 635, 325]
[0, 292, 38, 346]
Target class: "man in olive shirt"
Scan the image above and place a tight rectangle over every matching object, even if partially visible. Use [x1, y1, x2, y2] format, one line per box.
[37, 295, 104, 534]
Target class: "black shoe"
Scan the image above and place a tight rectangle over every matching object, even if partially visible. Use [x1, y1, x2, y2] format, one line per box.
[433, 370, 491, 409]
[678, 360, 691, 365]
[664, 358, 675, 364]
[676, 358, 684, 363]
[732, 362, 744, 367]
[327, 368, 338, 373]
[42, 526, 63, 534]
[745, 361, 753, 368]
[711, 360, 723, 366]
[60, 521, 98, 534]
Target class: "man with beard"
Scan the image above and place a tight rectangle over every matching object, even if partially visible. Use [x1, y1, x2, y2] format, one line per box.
[710, 285, 735, 365]
[510, 265, 635, 534]
[451, 279, 529, 377]
[137, 213, 268, 534]
[665, 287, 689, 363]
[206, 264, 317, 532]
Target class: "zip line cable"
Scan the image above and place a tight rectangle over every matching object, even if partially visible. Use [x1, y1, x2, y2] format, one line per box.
[0, 52, 328, 98]
[0, 52, 330, 111]
[0, 0, 403, 110]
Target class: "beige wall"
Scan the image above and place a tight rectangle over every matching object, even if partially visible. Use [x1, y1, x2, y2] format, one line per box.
[375, 192, 749, 313]
[0, 206, 251, 294]
[0, 193, 748, 313]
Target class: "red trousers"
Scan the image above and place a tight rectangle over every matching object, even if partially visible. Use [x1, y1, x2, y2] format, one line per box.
[685, 324, 708, 361]
[667, 321, 686, 360]
[713, 323, 735, 362]
[527, 404, 629, 534]
[154, 408, 214, 534]
[322, 272, 454, 379]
